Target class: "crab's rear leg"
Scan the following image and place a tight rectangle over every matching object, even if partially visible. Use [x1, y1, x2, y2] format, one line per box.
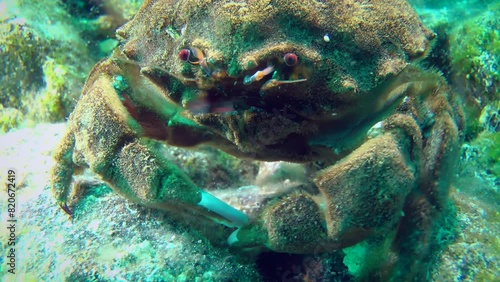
[50, 59, 248, 227]
[387, 79, 464, 280]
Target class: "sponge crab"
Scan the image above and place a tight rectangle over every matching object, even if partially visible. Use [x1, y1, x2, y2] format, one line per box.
[51, 0, 464, 279]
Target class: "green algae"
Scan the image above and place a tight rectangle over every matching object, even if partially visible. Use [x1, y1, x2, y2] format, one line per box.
[450, 13, 499, 78]
[38, 59, 67, 121]
[343, 238, 393, 280]
[98, 38, 119, 55]
[468, 100, 500, 178]
[0, 0, 144, 133]
[72, 183, 113, 219]
[112, 75, 129, 94]
[0, 107, 24, 134]
[0, 22, 45, 108]
[483, 131, 500, 177]
[0, 10, 88, 129]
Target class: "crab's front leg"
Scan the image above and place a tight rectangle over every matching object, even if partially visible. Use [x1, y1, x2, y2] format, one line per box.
[51, 59, 248, 227]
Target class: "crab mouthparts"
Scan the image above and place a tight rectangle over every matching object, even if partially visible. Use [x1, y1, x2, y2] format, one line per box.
[186, 66, 308, 115]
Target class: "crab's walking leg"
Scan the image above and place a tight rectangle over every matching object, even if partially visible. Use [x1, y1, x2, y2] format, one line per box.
[387, 81, 464, 281]
[50, 60, 247, 227]
[230, 116, 421, 253]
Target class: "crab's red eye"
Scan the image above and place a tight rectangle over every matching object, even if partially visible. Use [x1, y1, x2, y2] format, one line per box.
[179, 49, 191, 61]
[284, 53, 298, 66]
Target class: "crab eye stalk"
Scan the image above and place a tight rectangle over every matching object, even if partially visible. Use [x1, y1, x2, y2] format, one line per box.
[283, 53, 298, 66]
[179, 47, 205, 64]
[179, 49, 191, 61]
[178, 47, 212, 76]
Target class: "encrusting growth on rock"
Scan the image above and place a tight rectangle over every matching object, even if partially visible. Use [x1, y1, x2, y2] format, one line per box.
[51, 0, 464, 280]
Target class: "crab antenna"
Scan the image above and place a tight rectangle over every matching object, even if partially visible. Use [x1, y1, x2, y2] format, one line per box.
[243, 65, 274, 85]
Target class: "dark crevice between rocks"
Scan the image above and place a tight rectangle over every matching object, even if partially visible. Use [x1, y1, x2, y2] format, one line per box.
[255, 251, 353, 282]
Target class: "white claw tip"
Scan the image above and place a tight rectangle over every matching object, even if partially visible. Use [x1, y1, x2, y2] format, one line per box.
[228, 229, 240, 245]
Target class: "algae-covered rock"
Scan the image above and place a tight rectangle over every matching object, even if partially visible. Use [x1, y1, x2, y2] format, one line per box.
[448, 3, 500, 138]
[0, 22, 45, 109]
[165, 146, 259, 191]
[0, 2, 90, 130]
[0, 106, 24, 134]
[61, 0, 143, 56]
[430, 189, 500, 281]
[450, 3, 499, 97]
[461, 128, 500, 180]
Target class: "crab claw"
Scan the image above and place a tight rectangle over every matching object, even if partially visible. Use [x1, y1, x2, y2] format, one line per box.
[51, 59, 247, 232]
[59, 202, 73, 216]
[198, 191, 248, 227]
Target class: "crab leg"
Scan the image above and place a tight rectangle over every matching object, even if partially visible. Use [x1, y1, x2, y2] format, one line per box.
[51, 59, 248, 228]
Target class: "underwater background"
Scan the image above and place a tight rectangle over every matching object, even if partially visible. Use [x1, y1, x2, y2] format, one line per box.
[0, 0, 498, 281]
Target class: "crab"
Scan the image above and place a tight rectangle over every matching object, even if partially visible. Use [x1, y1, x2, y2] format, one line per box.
[51, 0, 465, 279]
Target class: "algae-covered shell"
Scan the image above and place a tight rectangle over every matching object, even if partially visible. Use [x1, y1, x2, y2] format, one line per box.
[116, 0, 434, 111]
[113, 0, 435, 158]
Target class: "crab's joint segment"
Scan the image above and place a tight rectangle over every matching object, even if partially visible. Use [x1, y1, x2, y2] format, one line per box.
[243, 65, 275, 85]
[198, 191, 249, 227]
